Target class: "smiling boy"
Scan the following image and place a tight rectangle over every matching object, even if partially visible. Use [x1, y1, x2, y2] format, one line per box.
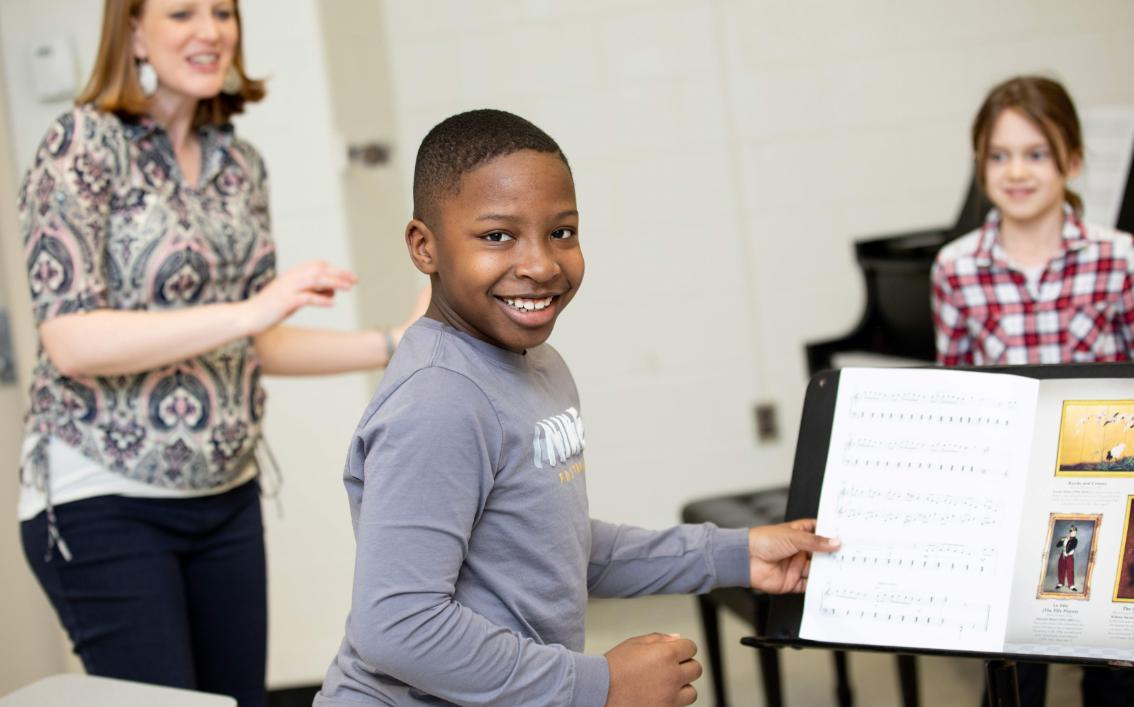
[314, 110, 838, 707]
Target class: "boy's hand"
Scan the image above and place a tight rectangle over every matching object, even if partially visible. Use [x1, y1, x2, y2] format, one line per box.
[748, 519, 840, 593]
[605, 633, 701, 706]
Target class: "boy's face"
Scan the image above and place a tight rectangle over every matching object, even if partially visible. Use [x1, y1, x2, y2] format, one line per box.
[408, 149, 583, 353]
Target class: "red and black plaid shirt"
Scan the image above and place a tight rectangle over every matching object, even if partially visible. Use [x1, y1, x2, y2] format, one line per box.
[932, 208, 1134, 366]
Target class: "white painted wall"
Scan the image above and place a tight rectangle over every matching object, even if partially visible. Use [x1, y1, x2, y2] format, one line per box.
[0, 0, 101, 169]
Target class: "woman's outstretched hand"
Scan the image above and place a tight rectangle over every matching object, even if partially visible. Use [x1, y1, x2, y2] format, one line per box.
[243, 260, 358, 335]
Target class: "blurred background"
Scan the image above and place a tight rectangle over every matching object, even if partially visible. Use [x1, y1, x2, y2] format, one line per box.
[1, 0, 1132, 703]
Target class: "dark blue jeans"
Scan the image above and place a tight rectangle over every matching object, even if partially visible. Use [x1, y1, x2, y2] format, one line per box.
[21, 481, 267, 707]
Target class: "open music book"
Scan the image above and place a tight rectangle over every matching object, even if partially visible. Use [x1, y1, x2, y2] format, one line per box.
[801, 368, 1134, 661]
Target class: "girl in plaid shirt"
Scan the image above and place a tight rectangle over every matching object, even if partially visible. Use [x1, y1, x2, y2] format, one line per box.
[932, 76, 1134, 367]
[933, 76, 1134, 707]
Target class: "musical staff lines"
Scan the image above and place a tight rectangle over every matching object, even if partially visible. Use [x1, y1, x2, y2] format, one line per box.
[851, 389, 1021, 409]
[826, 540, 996, 576]
[837, 485, 998, 514]
[818, 585, 992, 634]
[838, 435, 1012, 478]
[844, 438, 992, 454]
[848, 408, 1012, 427]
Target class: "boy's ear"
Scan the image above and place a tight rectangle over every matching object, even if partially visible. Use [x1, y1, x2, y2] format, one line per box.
[406, 218, 438, 275]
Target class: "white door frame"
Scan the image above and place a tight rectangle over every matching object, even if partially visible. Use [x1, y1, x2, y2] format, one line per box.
[0, 50, 72, 693]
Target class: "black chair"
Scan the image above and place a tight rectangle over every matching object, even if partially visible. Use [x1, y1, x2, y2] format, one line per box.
[1118, 148, 1134, 236]
[682, 178, 990, 707]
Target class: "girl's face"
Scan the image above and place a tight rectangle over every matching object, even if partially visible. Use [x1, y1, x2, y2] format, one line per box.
[984, 108, 1080, 227]
[132, 0, 239, 107]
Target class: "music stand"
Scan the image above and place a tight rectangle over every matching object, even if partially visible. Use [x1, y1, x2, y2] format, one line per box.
[751, 362, 1134, 707]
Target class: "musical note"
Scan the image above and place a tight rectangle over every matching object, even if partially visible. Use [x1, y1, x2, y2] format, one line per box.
[818, 584, 992, 634]
[851, 389, 1021, 410]
[827, 540, 997, 576]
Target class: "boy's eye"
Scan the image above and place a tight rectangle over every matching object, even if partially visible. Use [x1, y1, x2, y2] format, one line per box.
[550, 227, 576, 240]
[481, 231, 513, 243]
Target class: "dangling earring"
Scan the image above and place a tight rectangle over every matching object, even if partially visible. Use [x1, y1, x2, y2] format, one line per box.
[136, 59, 158, 97]
[221, 65, 242, 95]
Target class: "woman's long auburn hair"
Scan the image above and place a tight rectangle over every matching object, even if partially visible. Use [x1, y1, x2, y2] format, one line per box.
[76, 0, 265, 126]
[971, 75, 1083, 214]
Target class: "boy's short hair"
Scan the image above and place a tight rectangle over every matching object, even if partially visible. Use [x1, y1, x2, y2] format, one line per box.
[412, 109, 570, 226]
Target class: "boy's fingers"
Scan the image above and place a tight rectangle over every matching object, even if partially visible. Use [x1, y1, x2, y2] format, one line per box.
[788, 528, 841, 553]
[788, 550, 809, 579]
[679, 657, 703, 683]
[667, 638, 698, 662]
[788, 518, 817, 532]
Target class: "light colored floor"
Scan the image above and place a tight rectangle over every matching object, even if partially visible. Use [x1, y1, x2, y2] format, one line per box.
[584, 594, 1082, 706]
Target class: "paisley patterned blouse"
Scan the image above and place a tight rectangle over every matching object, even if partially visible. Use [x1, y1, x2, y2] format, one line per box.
[19, 105, 275, 490]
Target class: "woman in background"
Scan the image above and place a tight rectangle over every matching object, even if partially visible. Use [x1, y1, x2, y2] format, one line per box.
[932, 75, 1134, 707]
[17, 1, 424, 705]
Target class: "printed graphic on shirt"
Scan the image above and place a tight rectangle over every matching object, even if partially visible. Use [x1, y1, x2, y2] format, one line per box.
[532, 407, 585, 469]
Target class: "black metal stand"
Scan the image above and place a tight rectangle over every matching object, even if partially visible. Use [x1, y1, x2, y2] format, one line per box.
[983, 660, 1020, 707]
[737, 636, 1131, 707]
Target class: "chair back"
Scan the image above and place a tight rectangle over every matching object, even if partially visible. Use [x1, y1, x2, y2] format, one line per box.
[1117, 155, 1134, 235]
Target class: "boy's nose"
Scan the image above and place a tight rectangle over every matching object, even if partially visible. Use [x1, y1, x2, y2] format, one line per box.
[515, 242, 561, 282]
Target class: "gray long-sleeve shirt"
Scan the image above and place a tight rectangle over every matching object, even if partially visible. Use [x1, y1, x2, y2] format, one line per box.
[316, 319, 750, 706]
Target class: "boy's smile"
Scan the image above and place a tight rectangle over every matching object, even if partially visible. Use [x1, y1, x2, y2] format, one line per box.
[408, 149, 583, 353]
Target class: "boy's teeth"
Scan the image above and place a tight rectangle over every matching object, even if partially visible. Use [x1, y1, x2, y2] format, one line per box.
[503, 297, 553, 311]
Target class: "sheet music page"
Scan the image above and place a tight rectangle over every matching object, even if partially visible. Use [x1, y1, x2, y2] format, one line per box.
[1075, 105, 1134, 226]
[800, 368, 1040, 652]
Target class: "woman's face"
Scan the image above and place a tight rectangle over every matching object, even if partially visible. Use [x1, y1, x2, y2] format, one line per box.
[132, 0, 239, 106]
